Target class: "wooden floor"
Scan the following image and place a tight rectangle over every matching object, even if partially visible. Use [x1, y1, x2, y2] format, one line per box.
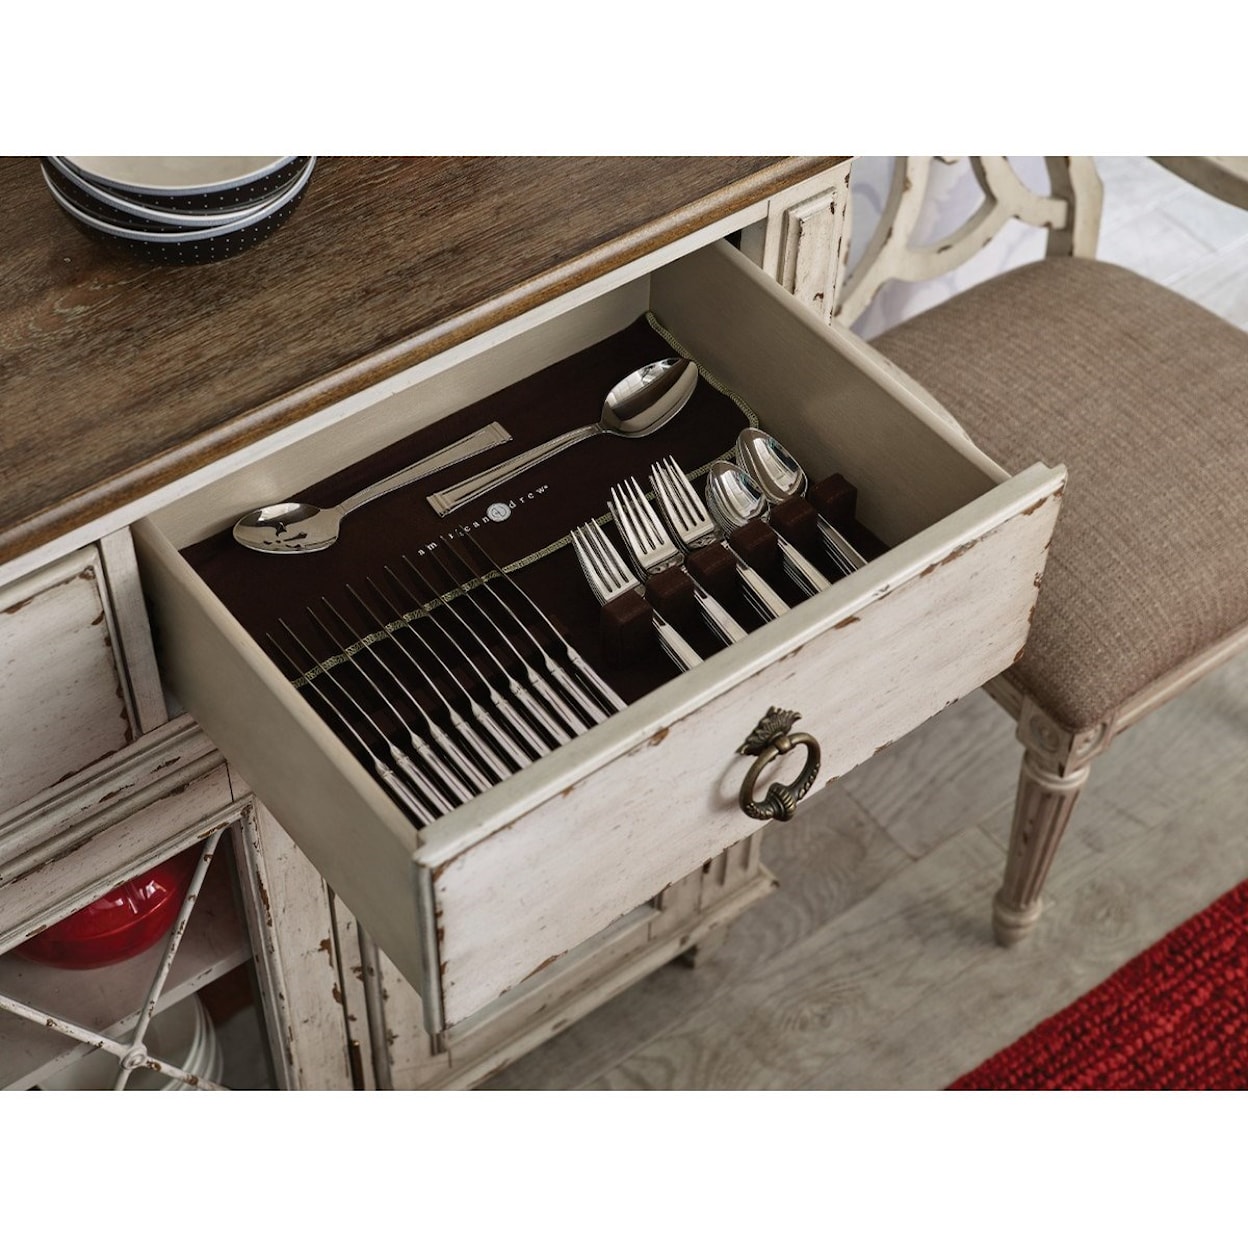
[483, 157, 1248, 1091]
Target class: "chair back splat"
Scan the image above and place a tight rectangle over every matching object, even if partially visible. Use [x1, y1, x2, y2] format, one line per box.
[834, 157, 1102, 328]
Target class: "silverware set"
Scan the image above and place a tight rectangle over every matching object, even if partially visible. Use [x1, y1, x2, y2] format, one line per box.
[572, 439, 866, 673]
[264, 534, 625, 829]
[237, 337, 870, 827]
[650, 455, 793, 622]
[571, 516, 704, 672]
[609, 476, 748, 645]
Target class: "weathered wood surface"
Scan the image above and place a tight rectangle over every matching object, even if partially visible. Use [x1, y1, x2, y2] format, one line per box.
[0, 156, 843, 570]
[0, 716, 216, 884]
[0, 548, 134, 814]
[232, 802, 357, 1090]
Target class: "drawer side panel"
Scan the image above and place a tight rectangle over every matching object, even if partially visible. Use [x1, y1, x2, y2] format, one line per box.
[652, 241, 1007, 547]
[131, 519, 425, 992]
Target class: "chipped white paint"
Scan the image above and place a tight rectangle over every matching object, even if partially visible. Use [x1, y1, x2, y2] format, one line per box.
[0, 714, 216, 884]
[426, 472, 1062, 1022]
[0, 547, 134, 814]
[739, 162, 853, 323]
[231, 799, 358, 1090]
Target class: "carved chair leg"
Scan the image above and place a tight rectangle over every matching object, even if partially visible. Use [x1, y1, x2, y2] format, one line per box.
[993, 751, 1092, 946]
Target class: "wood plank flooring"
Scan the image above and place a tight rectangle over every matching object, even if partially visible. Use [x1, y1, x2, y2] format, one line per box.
[482, 156, 1248, 1091]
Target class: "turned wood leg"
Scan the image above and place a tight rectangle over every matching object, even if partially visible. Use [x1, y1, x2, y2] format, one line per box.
[993, 751, 1091, 946]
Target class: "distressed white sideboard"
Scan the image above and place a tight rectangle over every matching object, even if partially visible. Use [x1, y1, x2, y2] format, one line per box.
[0, 156, 1062, 1089]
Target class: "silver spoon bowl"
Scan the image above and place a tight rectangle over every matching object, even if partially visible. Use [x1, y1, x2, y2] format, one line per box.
[233, 421, 511, 554]
[735, 428, 867, 572]
[426, 356, 699, 517]
[704, 460, 833, 595]
[736, 428, 806, 502]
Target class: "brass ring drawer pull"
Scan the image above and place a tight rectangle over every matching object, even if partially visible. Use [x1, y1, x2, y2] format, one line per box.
[737, 707, 821, 822]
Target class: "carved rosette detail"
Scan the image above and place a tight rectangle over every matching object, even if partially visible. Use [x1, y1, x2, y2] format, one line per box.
[739, 707, 801, 756]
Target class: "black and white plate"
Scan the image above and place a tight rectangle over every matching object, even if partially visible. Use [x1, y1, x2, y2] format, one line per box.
[42, 156, 316, 265]
[60, 156, 306, 211]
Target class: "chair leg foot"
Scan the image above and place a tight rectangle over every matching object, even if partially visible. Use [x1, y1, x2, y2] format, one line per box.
[992, 890, 1044, 946]
[994, 750, 1091, 945]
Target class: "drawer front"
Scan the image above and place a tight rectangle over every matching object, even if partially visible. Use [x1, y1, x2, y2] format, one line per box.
[421, 467, 1061, 1024]
[0, 548, 135, 815]
[136, 239, 1065, 1034]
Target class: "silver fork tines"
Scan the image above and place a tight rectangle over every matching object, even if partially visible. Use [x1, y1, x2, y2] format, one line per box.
[649, 456, 718, 549]
[609, 478, 747, 646]
[571, 521, 702, 671]
[572, 520, 639, 602]
[649, 456, 791, 623]
[609, 478, 683, 574]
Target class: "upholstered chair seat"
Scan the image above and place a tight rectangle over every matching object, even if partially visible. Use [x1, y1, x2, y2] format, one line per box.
[871, 254, 1248, 940]
[876, 256, 1248, 732]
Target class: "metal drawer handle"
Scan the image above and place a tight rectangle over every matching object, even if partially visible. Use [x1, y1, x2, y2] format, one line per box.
[737, 707, 821, 822]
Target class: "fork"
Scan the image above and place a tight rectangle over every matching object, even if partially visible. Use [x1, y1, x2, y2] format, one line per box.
[649, 456, 791, 623]
[608, 478, 748, 645]
[571, 521, 702, 671]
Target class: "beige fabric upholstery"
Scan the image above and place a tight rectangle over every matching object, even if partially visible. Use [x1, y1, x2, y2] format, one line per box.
[875, 257, 1248, 732]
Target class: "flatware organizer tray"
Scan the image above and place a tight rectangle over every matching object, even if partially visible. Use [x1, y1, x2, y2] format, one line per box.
[183, 313, 886, 795]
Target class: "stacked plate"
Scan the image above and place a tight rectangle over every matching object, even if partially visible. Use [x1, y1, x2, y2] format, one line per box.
[41, 156, 315, 265]
[40, 995, 226, 1091]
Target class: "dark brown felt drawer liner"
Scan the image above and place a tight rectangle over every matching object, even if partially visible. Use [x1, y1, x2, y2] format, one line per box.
[183, 314, 883, 779]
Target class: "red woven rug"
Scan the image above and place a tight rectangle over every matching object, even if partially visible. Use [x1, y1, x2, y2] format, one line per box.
[949, 878, 1248, 1090]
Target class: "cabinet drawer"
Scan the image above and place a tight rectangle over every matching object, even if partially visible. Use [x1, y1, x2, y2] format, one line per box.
[0, 547, 136, 815]
[134, 241, 1064, 1035]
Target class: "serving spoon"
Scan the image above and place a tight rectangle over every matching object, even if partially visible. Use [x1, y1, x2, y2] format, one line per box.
[426, 356, 699, 517]
[704, 460, 833, 595]
[233, 422, 511, 553]
[735, 428, 867, 572]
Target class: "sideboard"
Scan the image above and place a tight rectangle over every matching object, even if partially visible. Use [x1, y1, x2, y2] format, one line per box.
[0, 156, 1064, 1089]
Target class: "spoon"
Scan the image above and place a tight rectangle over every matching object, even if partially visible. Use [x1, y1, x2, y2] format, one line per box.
[233, 421, 512, 554]
[735, 428, 867, 573]
[704, 460, 833, 596]
[426, 357, 699, 517]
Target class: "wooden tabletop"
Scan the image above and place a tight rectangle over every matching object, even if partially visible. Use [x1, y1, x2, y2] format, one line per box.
[0, 156, 844, 570]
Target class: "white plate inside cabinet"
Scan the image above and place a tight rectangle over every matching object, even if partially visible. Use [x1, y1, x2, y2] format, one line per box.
[134, 240, 1066, 1036]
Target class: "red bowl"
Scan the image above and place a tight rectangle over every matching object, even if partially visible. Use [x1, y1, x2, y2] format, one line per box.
[17, 848, 199, 970]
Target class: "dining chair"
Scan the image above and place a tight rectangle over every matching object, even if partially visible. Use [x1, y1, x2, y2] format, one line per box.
[830, 157, 1248, 944]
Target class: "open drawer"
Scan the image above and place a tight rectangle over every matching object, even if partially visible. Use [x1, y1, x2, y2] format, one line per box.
[133, 240, 1065, 1037]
